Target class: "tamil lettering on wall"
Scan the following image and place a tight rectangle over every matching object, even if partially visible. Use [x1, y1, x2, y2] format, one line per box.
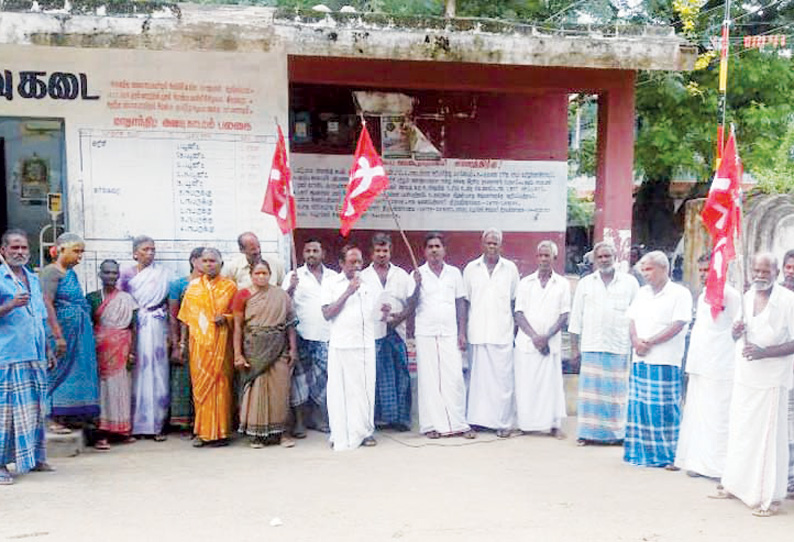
[293, 154, 568, 231]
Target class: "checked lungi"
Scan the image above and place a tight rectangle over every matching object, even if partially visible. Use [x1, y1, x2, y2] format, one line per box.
[293, 336, 329, 410]
[624, 361, 682, 467]
[577, 352, 630, 443]
[374, 329, 411, 427]
[0, 359, 47, 473]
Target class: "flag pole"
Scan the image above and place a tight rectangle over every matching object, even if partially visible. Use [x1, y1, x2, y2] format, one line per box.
[355, 112, 420, 272]
[715, 0, 731, 167]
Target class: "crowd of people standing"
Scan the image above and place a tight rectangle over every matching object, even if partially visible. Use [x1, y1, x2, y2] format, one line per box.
[1, 226, 793, 518]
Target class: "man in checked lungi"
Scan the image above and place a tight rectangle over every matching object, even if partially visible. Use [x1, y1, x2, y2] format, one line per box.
[569, 242, 639, 446]
[284, 238, 338, 434]
[0, 229, 55, 485]
[360, 233, 415, 432]
[624, 250, 692, 468]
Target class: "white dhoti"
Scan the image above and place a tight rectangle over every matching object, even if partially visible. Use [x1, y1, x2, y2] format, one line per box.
[722, 383, 789, 510]
[327, 346, 376, 451]
[416, 336, 469, 435]
[674, 374, 732, 477]
[514, 348, 566, 432]
[466, 344, 515, 430]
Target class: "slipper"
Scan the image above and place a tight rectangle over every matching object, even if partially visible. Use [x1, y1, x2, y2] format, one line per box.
[153, 434, 167, 442]
[362, 436, 377, 447]
[752, 507, 774, 517]
[31, 463, 55, 473]
[0, 471, 13, 485]
[250, 439, 265, 449]
[426, 431, 441, 440]
[576, 439, 588, 447]
[708, 490, 733, 500]
[122, 437, 137, 444]
[496, 429, 511, 439]
[48, 423, 72, 435]
[551, 429, 566, 440]
[192, 439, 207, 448]
[462, 430, 477, 440]
[664, 464, 681, 472]
[280, 436, 296, 448]
[94, 441, 111, 452]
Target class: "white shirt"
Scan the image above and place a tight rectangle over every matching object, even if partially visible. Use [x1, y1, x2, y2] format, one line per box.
[685, 285, 741, 380]
[735, 285, 794, 390]
[568, 270, 639, 355]
[321, 272, 375, 349]
[463, 255, 519, 346]
[283, 264, 338, 342]
[627, 280, 693, 367]
[360, 263, 415, 341]
[415, 262, 465, 337]
[514, 271, 571, 354]
[222, 252, 285, 289]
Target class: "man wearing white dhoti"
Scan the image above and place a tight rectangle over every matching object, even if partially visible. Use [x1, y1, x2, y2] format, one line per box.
[321, 245, 377, 451]
[781, 249, 794, 498]
[715, 253, 794, 517]
[413, 233, 475, 440]
[463, 228, 520, 438]
[674, 255, 740, 478]
[514, 241, 570, 438]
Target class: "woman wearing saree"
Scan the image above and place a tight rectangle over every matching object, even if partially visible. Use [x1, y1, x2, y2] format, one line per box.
[233, 260, 298, 448]
[87, 259, 137, 450]
[119, 235, 171, 441]
[40, 233, 99, 428]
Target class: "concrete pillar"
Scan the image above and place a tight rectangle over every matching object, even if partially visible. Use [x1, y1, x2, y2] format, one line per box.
[594, 73, 635, 266]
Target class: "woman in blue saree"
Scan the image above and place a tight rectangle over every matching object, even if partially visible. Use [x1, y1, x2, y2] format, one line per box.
[40, 233, 99, 429]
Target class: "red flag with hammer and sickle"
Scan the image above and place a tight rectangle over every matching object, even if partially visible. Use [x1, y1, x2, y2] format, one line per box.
[701, 130, 742, 319]
[262, 124, 296, 234]
[340, 125, 389, 236]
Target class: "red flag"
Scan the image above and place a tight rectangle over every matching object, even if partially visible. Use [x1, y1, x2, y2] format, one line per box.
[340, 125, 389, 236]
[702, 131, 742, 318]
[262, 124, 296, 234]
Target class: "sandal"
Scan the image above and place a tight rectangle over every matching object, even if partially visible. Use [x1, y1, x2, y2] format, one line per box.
[94, 440, 111, 451]
[192, 439, 207, 448]
[496, 429, 511, 439]
[362, 436, 377, 447]
[426, 431, 441, 440]
[153, 434, 167, 442]
[708, 489, 733, 500]
[0, 470, 12, 485]
[250, 439, 265, 449]
[48, 423, 72, 435]
[752, 507, 774, 517]
[280, 436, 296, 448]
[462, 430, 477, 440]
[664, 464, 681, 472]
[122, 437, 137, 444]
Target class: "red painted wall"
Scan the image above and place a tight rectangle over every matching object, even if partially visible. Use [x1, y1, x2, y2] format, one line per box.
[289, 63, 573, 276]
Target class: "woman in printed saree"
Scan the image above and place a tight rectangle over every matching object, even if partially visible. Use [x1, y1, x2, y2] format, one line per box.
[167, 247, 204, 431]
[40, 233, 99, 429]
[87, 259, 137, 450]
[178, 248, 237, 447]
[233, 260, 298, 449]
[119, 235, 171, 441]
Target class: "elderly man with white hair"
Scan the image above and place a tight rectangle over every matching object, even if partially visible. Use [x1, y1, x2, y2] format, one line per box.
[463, 228, 520, 438]
[513, 240, 570, 438]
[714, 252, 794, 517]
[624, 250, 692, 468]
[569, 241, 639, 446]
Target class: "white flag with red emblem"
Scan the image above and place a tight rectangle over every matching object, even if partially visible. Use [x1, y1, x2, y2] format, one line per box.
[340, 125, 389, 236]
[262, 124, 296, 234]
[701, 130, 742, 319]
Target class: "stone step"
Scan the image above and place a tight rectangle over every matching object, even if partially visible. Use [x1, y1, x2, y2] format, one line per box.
[46, 429, 84, 458]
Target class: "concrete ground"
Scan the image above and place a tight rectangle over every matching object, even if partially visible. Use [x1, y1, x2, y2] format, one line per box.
[1, 418, 791, 542]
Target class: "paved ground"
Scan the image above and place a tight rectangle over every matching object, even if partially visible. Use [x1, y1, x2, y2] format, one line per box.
[1, 419, 792, 542]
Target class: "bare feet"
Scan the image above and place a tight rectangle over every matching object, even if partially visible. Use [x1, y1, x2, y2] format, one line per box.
[426, 431, 441, 440]
[32, 462, 55, 472]
[550, 428, 566, 440]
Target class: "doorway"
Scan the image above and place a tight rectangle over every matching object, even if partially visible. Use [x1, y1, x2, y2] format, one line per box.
[0, 117, 66, 268]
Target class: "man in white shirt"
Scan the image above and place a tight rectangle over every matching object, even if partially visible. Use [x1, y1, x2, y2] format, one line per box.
[715, 253, 794, 517]
[284, 238, 337, 434]
[674, 254, 740, 478]
[223, 231, 284, 289]
[624, 250, 692, 468]
[321, 245, 377, 451]
[781, 249, 794, 498]
[514, 241, 570, 438]
[413, 233, 475, 440]
[463, 228, 520, 438]
[569, 242, 639, 445]
[360, 233, 415, 431]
